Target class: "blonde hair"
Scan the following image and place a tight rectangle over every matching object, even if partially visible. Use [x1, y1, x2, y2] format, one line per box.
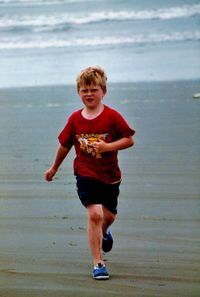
[76, 66, 107, 93]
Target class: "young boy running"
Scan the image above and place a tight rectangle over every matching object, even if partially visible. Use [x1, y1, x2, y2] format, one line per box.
[45, 66, 135, 280]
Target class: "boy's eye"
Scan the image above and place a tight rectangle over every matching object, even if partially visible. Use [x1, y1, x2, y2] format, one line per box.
[81, 89, 88, 93]
[80, 88, 99, 93]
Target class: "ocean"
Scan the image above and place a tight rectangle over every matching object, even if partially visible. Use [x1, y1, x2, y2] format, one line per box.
[0, 0, 200, 88]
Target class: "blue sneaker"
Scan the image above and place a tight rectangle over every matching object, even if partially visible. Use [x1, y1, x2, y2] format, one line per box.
[102, 230, 113, 253]
[93, 263, 109, 280]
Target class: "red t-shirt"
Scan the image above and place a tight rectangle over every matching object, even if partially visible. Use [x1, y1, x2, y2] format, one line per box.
[58, 105, 135, 184]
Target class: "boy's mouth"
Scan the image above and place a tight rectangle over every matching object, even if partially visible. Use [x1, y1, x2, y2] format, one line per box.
[86, 98, 94, 102]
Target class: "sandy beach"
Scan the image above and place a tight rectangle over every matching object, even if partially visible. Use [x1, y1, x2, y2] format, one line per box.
[0, 80, 200, 297]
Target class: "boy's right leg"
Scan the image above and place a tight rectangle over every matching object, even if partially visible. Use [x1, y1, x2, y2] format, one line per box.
[86, 204, 104, 266]
[87, 204, 116, 260]
[87, 204, 110, 279]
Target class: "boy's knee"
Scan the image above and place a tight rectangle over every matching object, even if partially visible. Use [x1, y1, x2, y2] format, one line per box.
[88, 207, 103, 224]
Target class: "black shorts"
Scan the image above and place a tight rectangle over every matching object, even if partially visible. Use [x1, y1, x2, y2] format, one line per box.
[76, 176, 120, 214]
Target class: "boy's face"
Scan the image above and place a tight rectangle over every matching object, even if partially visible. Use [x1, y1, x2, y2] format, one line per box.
[78, 83, 106, 110]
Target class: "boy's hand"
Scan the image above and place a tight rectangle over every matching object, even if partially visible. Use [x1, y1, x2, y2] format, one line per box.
[92, 136, 134, 154]
[92, 140, 108, 154]
[45, 167, 57, 182]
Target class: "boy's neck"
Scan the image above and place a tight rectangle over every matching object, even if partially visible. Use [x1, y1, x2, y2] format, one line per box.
[82, 103, 104, 120]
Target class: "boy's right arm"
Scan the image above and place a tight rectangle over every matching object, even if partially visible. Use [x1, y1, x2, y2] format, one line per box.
[45, 145, 70, 182]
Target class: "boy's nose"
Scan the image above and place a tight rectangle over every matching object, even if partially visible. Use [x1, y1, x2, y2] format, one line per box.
[86, 89, 92, 95]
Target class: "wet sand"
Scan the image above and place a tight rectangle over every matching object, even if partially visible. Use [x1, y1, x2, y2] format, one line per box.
[0, 81, 200, 296]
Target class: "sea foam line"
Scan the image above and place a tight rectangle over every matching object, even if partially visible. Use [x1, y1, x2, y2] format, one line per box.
[0, 4, 200, 29]
[0, 31, 199, 49]
[0, 0, 90, 6]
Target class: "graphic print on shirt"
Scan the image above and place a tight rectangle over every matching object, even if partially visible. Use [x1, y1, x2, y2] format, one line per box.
[76, 133, 108, 159]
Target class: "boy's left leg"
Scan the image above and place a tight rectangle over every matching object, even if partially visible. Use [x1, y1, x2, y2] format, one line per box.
[102, 206, 116, 235]
[102, 206, 116, 253]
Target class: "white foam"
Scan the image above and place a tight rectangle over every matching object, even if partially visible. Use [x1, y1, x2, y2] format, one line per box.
[46, 103, 61, 107]
[0, 4, 199, 28]
[0, 31, 199, 49]
[0, 0, 91, 6]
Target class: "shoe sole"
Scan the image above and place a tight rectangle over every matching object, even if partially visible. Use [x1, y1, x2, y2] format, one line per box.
[93, 275, 109, 280]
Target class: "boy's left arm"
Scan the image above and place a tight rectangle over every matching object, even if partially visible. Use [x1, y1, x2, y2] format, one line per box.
[93, 136, 134, 154]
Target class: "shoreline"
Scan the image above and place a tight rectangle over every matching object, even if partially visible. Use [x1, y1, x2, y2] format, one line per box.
[0, 77, 199, 91]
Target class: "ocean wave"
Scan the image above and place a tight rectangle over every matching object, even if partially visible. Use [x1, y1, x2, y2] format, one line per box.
[0, 4, 200, 30]
[0, 31, 199, 49]
[0, 0, 91, 6]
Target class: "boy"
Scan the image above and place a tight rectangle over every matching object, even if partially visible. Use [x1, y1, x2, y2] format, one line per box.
[45, 66, 135, 280]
